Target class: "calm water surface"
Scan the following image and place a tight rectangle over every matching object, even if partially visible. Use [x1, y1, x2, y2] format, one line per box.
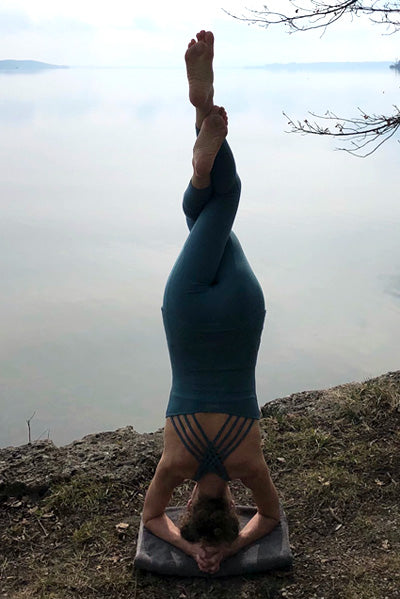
[1, 65, 399, 447]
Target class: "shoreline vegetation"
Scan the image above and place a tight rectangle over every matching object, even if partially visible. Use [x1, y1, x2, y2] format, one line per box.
[1, 370, 399, 598]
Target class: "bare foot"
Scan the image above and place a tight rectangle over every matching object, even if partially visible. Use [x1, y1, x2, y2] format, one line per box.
[192, 106, 228, 185]
[185, 30, 214, 119]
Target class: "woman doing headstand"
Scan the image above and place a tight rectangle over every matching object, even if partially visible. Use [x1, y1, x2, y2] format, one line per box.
[142, 30, 280, 574]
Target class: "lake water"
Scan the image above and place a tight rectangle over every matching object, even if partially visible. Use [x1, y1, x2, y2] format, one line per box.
[1, 64, 399, 448]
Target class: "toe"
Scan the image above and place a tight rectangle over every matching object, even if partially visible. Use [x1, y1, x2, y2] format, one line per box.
[204, 31, 214, 45]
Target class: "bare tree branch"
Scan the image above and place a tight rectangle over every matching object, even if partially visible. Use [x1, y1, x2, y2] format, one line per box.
[225, 1, 400, 154]
[284, 105, 400, 156]
[224, 1, 400, 33]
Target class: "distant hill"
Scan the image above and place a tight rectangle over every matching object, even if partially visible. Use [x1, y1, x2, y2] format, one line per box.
[0, 60, 68, 71]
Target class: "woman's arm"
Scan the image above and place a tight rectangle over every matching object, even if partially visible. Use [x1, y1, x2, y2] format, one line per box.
[144, 510, 211, 570]
[226, 510, 279, 556]
[142, 459, 203, 561]
[228, 463, 281, 556]
[142, 459, 183, 543]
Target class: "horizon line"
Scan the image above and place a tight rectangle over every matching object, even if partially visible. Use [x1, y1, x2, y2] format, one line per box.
[0, 59, 395, 70]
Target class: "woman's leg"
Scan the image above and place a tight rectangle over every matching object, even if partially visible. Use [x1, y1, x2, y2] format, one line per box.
[183, 122, 239, 231]
[167, 30, 240, 290]
[182, 29, 215, 231]
[168, 109, 240, 290]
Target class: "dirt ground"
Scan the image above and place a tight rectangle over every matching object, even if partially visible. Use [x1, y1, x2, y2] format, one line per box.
[1, 371, 399, 599]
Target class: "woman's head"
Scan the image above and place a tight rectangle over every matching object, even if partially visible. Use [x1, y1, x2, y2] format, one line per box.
[179, 494, 239, 545]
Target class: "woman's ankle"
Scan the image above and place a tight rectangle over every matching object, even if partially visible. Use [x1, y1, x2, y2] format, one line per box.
[195, 104, 213, 130]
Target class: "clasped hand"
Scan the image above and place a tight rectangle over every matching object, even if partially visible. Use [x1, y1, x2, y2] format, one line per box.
[190, 542, 231, 574]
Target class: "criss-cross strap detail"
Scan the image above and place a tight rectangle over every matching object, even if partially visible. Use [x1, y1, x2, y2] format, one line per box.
[170, 414, 255, 481]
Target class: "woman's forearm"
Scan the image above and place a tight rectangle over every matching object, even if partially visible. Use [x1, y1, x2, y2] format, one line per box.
[227, 512, 280, 557]
[143, 513, 194, 557]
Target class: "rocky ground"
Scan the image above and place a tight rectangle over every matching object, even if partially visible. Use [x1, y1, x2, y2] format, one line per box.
[1, 371, 399, 599]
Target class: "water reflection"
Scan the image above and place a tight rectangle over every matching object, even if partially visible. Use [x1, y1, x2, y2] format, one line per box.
[0, 65, 399, 448]
[0, 98, 35, 123]
[383, 274, 400, 301]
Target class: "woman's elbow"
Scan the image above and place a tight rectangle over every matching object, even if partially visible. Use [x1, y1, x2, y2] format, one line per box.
[259, 510, 281, 528]
[142, 511, 163, 529]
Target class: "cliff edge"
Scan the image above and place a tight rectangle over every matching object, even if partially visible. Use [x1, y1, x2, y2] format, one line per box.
[1, 371, 399, 598]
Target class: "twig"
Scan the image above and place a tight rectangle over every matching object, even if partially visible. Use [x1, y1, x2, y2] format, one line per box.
[386, 471, 398, 485]
[26, 411, 36, 445]
[87, 549, 108, 558]
[0, 556, 9, 574]
[34, 428, 51, 442]
[35, 516, 49, 537]
[329, 506, 343, 524]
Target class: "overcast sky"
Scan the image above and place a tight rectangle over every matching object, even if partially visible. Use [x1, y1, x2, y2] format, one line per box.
[0, 0, 398, 67]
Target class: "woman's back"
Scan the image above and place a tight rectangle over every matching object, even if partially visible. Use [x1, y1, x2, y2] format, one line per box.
[163, 413, 265, 482]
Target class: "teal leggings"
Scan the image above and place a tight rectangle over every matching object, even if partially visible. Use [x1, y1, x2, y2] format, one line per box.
[162, 131, 266, 421]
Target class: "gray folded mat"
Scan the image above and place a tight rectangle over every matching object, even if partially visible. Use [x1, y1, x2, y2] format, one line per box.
[134, 504, 293, 577]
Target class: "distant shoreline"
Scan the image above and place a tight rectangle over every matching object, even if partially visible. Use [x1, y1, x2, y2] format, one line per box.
[0, 60, 394, 71]
[245, 60, 393, 70]
[0, 60, 68, 71]
[71, 61, 394, 70]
